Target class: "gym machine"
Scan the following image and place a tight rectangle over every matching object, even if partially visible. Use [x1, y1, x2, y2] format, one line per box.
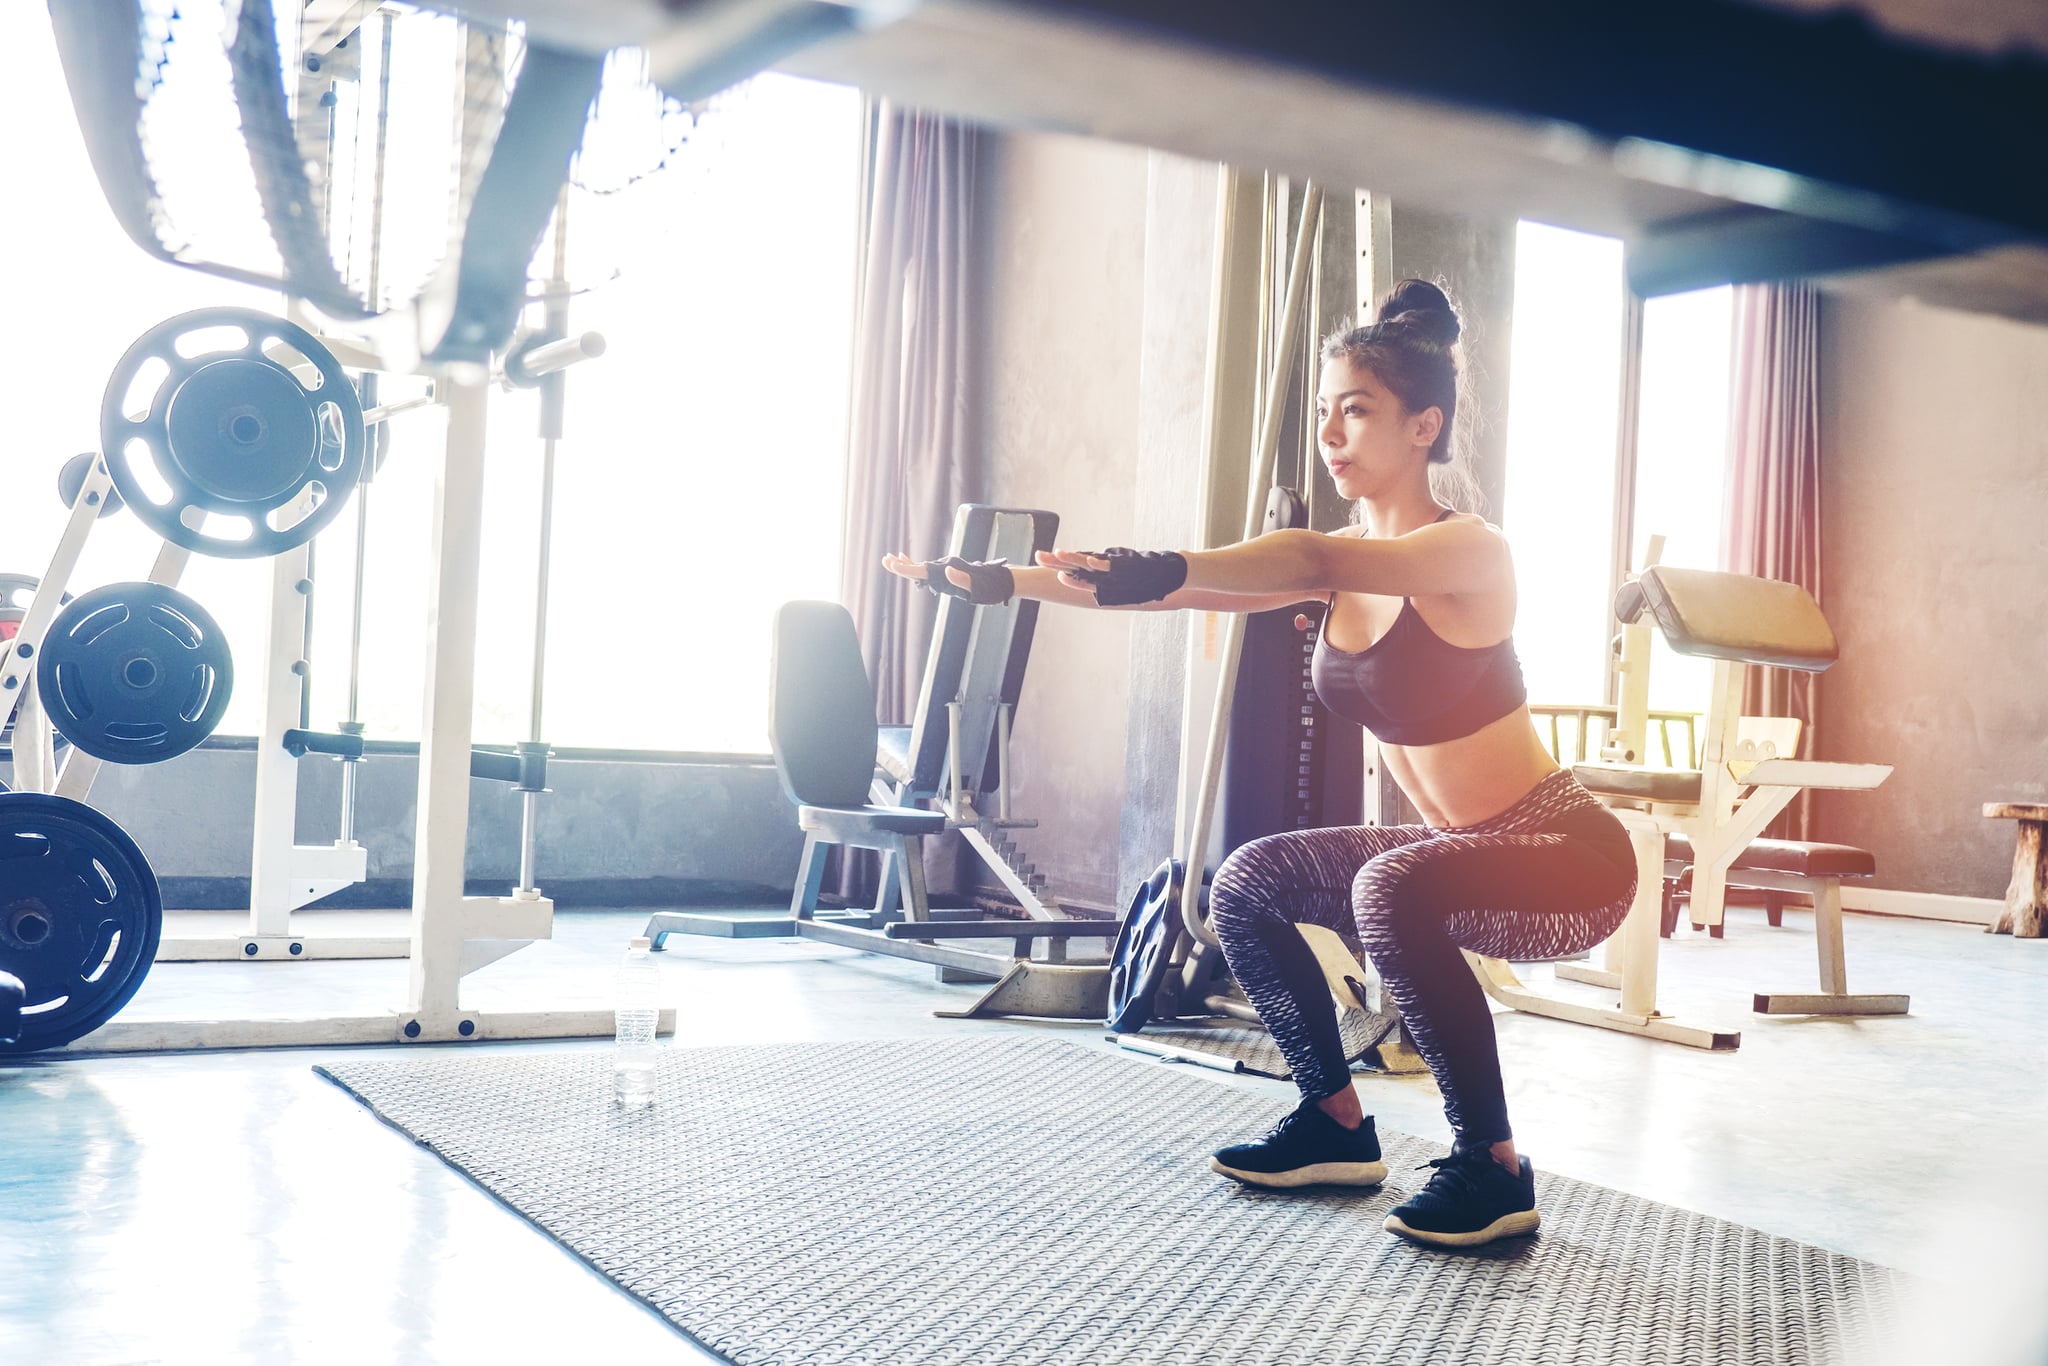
[1471, 559, 1899, 1048]
[1103, 177, 1421, 1072]
[646, 504, 1120, 1021]
[0, 292, 616, 1051]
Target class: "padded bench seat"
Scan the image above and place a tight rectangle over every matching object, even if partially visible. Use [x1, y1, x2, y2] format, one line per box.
[798, 804, 948, 843]
[1572, 762, 1704, 804]
[1665, 833, 1876, 879]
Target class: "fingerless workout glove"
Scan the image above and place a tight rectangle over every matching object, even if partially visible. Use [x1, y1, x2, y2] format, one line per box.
[1067, 548, 1189, 606]
[916, 556, 1015, 606]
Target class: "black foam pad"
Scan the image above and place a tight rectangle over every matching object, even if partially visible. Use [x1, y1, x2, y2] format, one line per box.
[769, 601, 880, 811]
[1612, 579, 1649, 625]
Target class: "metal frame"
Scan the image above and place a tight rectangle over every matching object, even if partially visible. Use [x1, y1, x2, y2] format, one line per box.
[4, 317, 647, 1052]
[155, 524, 393, 963]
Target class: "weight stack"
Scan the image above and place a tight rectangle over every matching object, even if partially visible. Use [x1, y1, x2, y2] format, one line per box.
[1219, 489, 1364, 856]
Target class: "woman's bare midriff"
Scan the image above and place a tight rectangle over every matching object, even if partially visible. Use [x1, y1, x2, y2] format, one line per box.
[1378, 707, 1560, 829]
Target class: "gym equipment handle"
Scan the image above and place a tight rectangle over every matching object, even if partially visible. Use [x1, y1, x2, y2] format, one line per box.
[470, 742, 550, 792]
[502, 332, 606, 387]
[283, 728, 365, 760]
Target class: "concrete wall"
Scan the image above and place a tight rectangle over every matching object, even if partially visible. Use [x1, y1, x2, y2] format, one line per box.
[1387, 208, 1518, 523]
[969, 130, 1150, 911]
[1816, 292, 2048, 896]
[61, 746, 802, 908]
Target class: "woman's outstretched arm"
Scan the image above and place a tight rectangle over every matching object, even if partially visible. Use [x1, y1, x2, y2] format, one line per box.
[1042, 521, 1508, 603]
[881, 553, 1316, 614]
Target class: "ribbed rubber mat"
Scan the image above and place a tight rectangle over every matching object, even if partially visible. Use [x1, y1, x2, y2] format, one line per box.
[318, 1037, 1897, 1366]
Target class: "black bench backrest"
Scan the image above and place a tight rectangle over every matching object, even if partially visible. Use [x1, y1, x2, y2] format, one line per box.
[770, 600, 878, 811]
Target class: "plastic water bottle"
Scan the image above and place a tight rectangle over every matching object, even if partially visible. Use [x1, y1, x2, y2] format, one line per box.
[613, 937, 660, 1108]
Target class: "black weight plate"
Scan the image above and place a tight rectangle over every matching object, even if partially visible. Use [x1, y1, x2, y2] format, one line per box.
[100, 307, 365, 559]
[37, 582, 234, 764]
[56, 452, 124, 520]
[0, 791, 162, 1053]
[1107, 857, 1186, 1034]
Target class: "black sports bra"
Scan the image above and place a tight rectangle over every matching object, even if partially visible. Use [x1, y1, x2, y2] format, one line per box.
[1309, 515, 1527, 746]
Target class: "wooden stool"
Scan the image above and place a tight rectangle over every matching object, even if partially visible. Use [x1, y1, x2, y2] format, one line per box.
[1984, 803, 2048, 938]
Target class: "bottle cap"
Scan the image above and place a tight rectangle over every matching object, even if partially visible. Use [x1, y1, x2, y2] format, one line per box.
[629, 937, 652, 950]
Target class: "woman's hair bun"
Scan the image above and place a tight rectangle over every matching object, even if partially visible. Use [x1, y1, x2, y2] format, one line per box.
[1374, 278, 1460, 348]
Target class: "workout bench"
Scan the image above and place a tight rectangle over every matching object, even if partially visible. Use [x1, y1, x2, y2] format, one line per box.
[645, 506, 1114, 1021]
[1471, 566, 1901, 1047]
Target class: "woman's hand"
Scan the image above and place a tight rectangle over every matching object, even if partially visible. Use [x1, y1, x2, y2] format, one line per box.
[1036, 547, 1189, 606]
[881, 552, 1014, 605]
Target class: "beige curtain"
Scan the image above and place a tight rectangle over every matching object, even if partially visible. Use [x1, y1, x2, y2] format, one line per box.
[838, 99, 981, 723]
[1720, 281, 1822, 838]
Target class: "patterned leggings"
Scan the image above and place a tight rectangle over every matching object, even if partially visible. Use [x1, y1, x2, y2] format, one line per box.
[1209, 770, 1636, 1148]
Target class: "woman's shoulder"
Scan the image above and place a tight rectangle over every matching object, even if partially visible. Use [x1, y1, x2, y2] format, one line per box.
[1319, 511, 1507, 548]
[1440, 510, 1509, 544]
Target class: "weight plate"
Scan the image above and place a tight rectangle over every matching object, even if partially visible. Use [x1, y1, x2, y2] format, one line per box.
[37, 582, 234, 764]
[100, 307, 365, 559]
[56, 452, 124, 520]
[0, 791, 162, 1053]
[1107, 858, 1187, 1034]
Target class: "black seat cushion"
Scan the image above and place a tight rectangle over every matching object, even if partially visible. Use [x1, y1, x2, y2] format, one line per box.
[1573, 763, 1704, 804]
[1665, 833, 1875, 879]
[798, 804, 949, 841]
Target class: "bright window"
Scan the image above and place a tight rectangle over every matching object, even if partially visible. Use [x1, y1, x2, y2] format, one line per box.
[1631, 286, 1736, 723]
[1501, 222, 1627, 707]
[1502, 222, 1735, 736]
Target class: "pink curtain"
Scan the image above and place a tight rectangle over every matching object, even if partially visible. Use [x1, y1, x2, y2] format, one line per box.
[838, 100, 981, 723]
[1719, 281, 1822, 838]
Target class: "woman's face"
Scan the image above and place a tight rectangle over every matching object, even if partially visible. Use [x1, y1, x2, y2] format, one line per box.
[1314, 357, 1440, 499]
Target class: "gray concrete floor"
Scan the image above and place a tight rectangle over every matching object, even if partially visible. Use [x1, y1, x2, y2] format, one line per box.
[5, 904, 2048, 1365]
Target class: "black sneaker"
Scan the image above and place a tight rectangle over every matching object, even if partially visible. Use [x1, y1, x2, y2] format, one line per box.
[1209, 1103, 1388, 1188]
[1383, 1149, 1540, 1247]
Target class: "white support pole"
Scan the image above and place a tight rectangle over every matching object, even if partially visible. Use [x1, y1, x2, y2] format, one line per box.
[3, 459, 113, 775]
[243, 530, 370, 934]
[408, 375, 491, 1019]
[250, 541, 321, 931]
[1604, 534, 1661, 765]
[1617, 823, 1665, 1018]
[12, 686, 56, 796]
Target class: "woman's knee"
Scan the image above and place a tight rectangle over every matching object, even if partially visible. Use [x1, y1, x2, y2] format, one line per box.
[1209, 834, 1301, 939]
[1350, 854, 1422, 943]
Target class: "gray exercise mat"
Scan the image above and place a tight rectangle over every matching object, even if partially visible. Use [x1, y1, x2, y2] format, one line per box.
[317, 1037, 1899, 1366]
